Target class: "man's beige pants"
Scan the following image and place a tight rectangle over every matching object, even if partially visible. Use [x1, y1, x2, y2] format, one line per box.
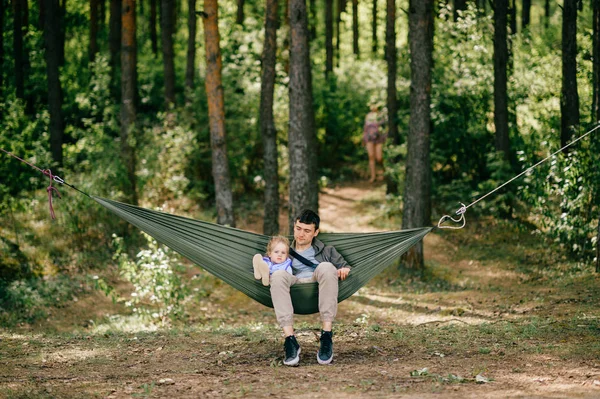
[270, 262, 338, 327]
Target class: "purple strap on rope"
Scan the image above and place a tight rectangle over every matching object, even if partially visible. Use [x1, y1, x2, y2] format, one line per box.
[1, 148, 62, 220]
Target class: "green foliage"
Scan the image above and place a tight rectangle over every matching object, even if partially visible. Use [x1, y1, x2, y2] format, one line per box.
[0, 276, 82, 327]
[112, 233, 189, 324]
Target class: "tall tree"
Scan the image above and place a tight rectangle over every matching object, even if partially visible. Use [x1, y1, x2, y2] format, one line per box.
[203, 0, 236, 226]
[44, 0, 65, 165]
[236, 0, 244, 24]
[0, 0, 4, 97]
[109, 0, 122, 74]
[161, 0, 176, 105]
[508, 0, 516, 35]
[288, 0, 318, 231]
[121, 0, 138, 204]
[90, 0, 100, 62]
[385, 0, 398, 144]
[493, 0, 510, 156]
[59, 0, 66, 66]
[13, 0, 26, 101]
[522, 0, 531, 31]
[150, 0, 158, 54]
[594, 0, 600, 273]
[352, 0, 359, 56]
[545, 0, 551, 29]
[401, 0, 434, 271]
[185, 0, 197, 99]
[372, 0, 377, 54]
[260, 0, 279, 235]
[593, 0, 600, 122]
[561, 0, 579, 149]
[325, 0, 334, 75]
[309, 0, 316, 39]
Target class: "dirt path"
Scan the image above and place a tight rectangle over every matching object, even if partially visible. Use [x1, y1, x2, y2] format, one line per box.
[2, 181, 600, 398]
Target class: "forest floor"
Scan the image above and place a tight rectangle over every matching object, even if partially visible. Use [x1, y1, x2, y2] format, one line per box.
[3, 181, 600, 398]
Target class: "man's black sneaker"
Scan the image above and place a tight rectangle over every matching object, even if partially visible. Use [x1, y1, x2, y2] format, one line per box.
[283, 335, 301, 366]
[317, 330, 333, 365]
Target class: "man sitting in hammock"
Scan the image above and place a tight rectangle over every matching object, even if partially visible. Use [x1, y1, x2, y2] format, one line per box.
[269, 209, 351, 366]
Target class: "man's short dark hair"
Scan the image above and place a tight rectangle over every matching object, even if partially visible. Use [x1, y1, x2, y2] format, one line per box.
[295, 209, 320, 230]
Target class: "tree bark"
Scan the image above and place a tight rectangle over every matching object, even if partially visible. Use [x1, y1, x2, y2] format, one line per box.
[401, 0, 433, 271]
[493, 0, 510, 156]
[44, 0, 65, 165]
[150, 0, 158, 55]
[161, 0, 176, 105]
[593, 0, 600, 122]
[288, 0, 318, 231]
[185, 0, 197, 99]
[236, 0, 244, 24]
[203, 0, 236, 226]
[508, 0, 516, 35]
[372, 0, 377, 54]
[352, 0, 359, 56]
[13, 0, 25, 101]
[261, 0, 280, 235]
[0, 0, 4, 97]
[59, 0, 66, 66]
[121, 0, 138, 204]
[325, 0, 334, 75]
[385, 0, 398, 144]
[90, 0, 100, 63]
[561, 0, 579, 150]
[522, 0, 531, 31]
[109, 0, 122, 72]
[545, 0, 550, 29]
[309, 0, 316, 39]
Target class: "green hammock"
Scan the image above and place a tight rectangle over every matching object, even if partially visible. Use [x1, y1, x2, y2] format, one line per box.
[93, 197, 433, 315]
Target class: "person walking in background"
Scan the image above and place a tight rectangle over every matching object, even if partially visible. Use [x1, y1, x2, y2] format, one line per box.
[363, 103, 387, 182]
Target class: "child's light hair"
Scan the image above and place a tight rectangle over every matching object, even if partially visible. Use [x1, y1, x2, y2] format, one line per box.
[266, 235, 290, 255]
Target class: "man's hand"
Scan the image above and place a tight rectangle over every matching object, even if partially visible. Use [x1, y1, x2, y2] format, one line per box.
[337, 267, 350, 281]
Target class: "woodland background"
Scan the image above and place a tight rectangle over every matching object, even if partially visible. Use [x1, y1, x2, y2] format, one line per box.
[0, 0, 600, 329]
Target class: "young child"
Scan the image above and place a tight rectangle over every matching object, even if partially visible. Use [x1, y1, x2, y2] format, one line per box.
[253, 235, 293, 286]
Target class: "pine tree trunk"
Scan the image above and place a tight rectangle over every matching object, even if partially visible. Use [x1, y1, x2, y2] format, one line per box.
[352, 0, 359, 56]
[494, 0, 510, 156]
[150, 0, 157, 55]
[593, 0, 600, 122]
[522, 0, 531, 31]
[309, 0, 316, 39]
[509, 0, 516, 35]
[44, 0, 65, 165]
[236, 0, 244, 24]
[561, 0, 580, 150]
[161, 0, 176, 105]
[385, 0, 397, 145]
[121, 0, 138, 204]
[90, 0, 100, 62]
[0, 0, 4, 97]
[59, 0, 66, 66]
[13, 0, 25, 101]
[185, 0, 197, 99]
[261, 0, 280, 235]
[203, 0, 236, 227]
[109, 0, 122, 70]
[288, 0, 318, 231]
[401, 0, 433, 272]
[326, 0, 334, 75]
[545, 0, 550, 29]
[372, 0, 377, 54]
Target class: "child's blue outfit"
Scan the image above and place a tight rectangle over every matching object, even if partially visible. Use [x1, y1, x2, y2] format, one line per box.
[263, 257, 293, 275]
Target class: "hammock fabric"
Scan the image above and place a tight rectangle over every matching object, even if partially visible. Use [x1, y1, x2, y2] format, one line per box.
[94, 197, 433, 315]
